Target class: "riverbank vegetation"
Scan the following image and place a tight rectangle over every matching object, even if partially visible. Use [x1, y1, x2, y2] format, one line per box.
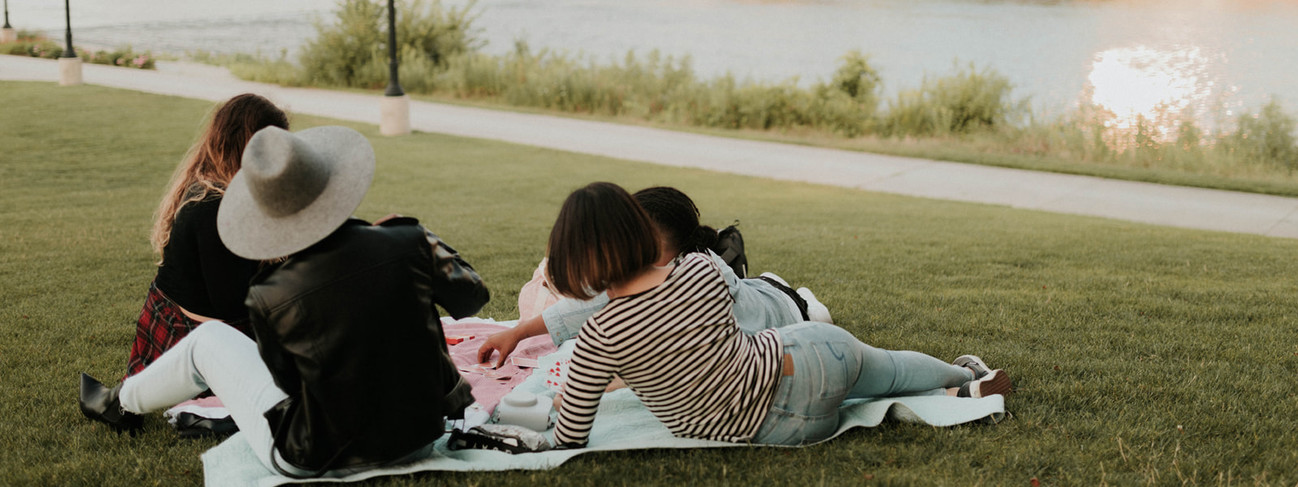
[0, 30, 156, 69]
[5, 81, 1298, 486]
[205, 0, 1298, 195]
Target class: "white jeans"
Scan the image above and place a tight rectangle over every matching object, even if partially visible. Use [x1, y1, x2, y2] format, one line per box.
[119, 321, 287, 472]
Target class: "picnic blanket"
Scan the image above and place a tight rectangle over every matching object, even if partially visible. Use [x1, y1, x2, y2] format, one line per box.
[201, 321, 1007, 486]
[440, 318, 558, 414]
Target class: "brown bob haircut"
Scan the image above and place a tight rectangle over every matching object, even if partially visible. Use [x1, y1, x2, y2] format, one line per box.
[547, 182, 661, 299]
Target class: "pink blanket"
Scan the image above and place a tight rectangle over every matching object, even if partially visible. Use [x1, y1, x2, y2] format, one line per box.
[441, 318, 557, 413]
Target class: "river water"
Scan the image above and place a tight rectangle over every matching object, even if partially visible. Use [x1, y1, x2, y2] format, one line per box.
[8, 0, 1297, 132]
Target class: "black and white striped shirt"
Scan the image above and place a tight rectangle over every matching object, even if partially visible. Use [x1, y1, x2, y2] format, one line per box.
[553, 254, 784, 446]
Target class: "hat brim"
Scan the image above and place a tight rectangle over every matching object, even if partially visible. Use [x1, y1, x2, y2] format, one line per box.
[217, 126, 375, 260]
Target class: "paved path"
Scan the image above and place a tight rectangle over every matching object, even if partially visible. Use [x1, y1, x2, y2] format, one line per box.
[6, 55, 1298, 239]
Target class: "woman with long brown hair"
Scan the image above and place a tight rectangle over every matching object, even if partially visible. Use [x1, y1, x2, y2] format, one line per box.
[123, 93, 289, 376]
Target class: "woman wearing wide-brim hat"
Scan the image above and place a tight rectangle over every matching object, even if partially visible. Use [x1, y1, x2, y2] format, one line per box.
[79, 125, 489, 478]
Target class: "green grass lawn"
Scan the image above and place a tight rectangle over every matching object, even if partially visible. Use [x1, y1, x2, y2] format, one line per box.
[3, 81, 1297, 486]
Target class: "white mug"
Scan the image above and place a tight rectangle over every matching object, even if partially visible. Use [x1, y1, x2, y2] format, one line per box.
[494, 391, 553, 432]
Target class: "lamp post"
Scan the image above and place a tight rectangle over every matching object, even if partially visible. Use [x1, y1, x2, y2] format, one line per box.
[58, 0, 82, 86]
[3, 0, 17, 43]
[384, 0, 403, 98]
[379, 0, 411, 136]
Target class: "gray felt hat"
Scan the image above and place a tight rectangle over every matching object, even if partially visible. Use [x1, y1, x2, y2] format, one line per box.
[217, 125, 375, 260]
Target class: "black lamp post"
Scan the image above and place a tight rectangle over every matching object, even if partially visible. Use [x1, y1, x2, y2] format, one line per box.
[384, 0, 403, 97]
[61, 0, 76, 58]
[4, 0, 12, 30]
[378, 0, 409, 136]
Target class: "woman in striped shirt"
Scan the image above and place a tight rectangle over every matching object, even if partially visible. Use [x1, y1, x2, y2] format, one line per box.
[548, 182, 1011, 447]
[478, 186, 826, 368]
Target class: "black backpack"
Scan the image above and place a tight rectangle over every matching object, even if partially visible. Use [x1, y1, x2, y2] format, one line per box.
[713, 223, 747, 279]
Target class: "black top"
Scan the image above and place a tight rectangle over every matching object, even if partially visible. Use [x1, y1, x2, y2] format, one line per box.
[153, 196, 258, 321]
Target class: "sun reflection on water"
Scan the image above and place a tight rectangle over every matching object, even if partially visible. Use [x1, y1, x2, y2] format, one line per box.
[1083, 44, 1231, 144]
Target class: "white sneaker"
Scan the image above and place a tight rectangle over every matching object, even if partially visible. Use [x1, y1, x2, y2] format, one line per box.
[796, 287, 833, 324]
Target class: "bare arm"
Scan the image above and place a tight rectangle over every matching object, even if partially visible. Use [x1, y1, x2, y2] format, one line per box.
[477, 313, 549, 368]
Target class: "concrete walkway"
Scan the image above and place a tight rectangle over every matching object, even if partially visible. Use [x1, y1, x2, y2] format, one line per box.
[6, 54, 1298, 239]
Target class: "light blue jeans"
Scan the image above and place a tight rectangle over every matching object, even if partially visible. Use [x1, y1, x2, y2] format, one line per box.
[751, 322, 974, 445]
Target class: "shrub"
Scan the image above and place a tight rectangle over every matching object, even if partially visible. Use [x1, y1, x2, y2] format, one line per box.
[83, 47, 156, 69]
[2, 38, 63, 59]
[299, 0, 479, 89]
[299, 0, 386, 87]
[1223, 99, 1298, 169]
[397, 0, 480, 66]
[1, 34, 155, 69]
[882, 62, 1023, 137]
[828, 50, 880, 113]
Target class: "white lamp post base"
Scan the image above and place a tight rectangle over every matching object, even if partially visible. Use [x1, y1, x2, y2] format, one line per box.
[380, 95, 411, 136]
[58, 57, 82, 86]
[1, 27, 16, 44]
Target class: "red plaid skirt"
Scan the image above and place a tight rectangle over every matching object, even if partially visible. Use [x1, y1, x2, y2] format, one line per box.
[123, 281, 252, 377]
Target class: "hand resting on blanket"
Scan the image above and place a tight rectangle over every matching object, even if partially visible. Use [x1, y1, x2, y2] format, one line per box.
[478, 314, 549, 368]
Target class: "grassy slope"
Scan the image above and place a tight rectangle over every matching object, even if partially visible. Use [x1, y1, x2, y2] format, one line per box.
[2, 81, 1297, 486]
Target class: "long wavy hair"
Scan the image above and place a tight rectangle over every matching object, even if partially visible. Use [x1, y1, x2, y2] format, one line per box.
[150, 94, 289, 260]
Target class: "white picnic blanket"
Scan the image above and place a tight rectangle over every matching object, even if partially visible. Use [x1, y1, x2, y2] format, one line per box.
[201, 344, 1006, 486]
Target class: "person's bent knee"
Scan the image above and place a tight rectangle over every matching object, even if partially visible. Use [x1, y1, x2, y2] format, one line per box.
[186, 320, 257, 374]
[189, 320, 240, 340]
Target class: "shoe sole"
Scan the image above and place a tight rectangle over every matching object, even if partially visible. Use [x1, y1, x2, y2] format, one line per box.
[79, 373, 144, 436]
[968, 370, 1012, 398]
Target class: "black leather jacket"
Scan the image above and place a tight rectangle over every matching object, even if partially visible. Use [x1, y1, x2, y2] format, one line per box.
[245, 218, 488, 472]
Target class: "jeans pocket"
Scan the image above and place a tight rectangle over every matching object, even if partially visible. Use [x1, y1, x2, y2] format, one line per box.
[809, 340, 852, 400]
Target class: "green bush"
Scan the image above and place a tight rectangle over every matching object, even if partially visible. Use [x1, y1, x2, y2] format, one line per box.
[813, 50, 881, 136]
[83, 47, 156, 69]
[1, 34, 155, 69]
[426, 42, 880, 135]
[397, 0, 479, 66]
[299, 0, 386, 87]
[298, 0, 478, 89]
[882, 63, 1022, 137]
[2, 38, 63, 59]
[828, 51, 880, 112]
[1222, 99, 1298, 169]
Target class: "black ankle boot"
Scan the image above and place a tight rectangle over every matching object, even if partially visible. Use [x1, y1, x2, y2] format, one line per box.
[79, 373, 143, 435]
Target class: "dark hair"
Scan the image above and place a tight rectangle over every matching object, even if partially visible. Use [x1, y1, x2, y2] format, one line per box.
[633, 186, 718, 256]
[547, 182, 661, 299]
[203, 93, 292, 172]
